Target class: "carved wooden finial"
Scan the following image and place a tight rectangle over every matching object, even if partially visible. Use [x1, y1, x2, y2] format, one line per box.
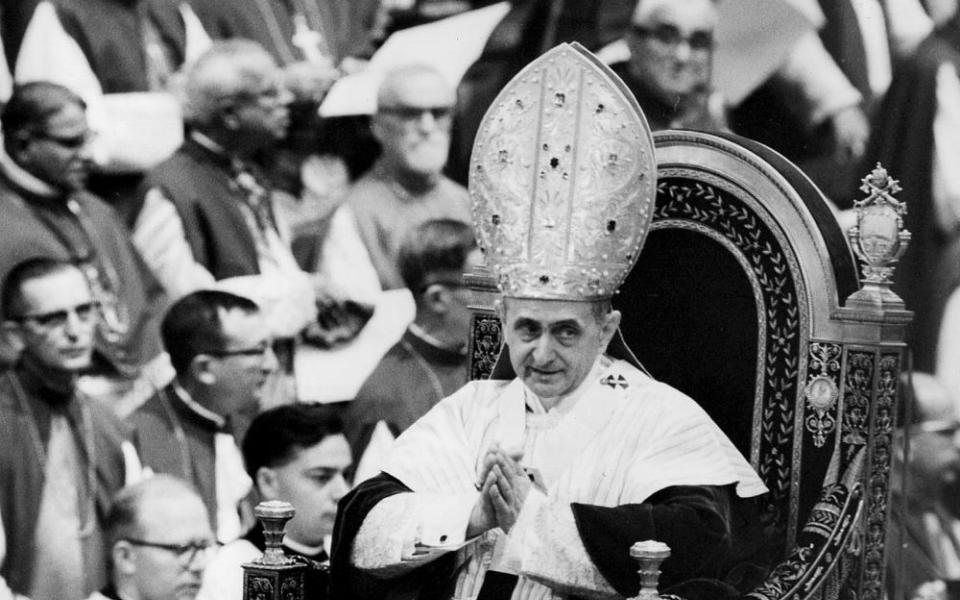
[843, 163, 912, 315]
[629, 540, 671, 600]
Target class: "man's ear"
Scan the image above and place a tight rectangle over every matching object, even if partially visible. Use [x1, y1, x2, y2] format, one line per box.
[112, 540, 137, 575]
[422, 284, 449, 315]
[599, 309, 621, 348]
[7, 133, 32, 163]
[256, 466, 278, 500]
[189, 354, 217, 386]
[369, 114, 387, 144]
[1, 320, 25, 357]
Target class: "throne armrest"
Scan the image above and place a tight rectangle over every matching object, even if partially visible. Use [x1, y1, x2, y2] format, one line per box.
[744, 448, 867, 600]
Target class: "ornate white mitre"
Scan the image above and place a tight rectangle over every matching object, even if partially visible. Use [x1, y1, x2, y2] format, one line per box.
[469, 42, 657, 300]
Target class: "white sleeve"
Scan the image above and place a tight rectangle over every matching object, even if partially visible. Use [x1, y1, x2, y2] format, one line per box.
[350, 491, 477, 577]
[776, 29, 862, 126]
[937, 287, 960, 412]
[196, 541, 261, 600]
[500, 490, 619, 599]
[132, 188, 217, 300]
[317, 205, 382, 305]
[15, 2, 183, 172]
[932, 63, 960, 235]
[121, 440, 144, 487]
[179, 3, 212, 64]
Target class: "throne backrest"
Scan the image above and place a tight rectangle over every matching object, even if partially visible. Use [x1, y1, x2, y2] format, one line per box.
[465, 131, 910, 599]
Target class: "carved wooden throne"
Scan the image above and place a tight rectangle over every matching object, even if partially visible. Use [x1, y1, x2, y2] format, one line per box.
[464, 130, 912, 600]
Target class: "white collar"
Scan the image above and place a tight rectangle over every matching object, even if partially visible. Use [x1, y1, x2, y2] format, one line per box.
[283, 534, 327, 557]
[522, 355, 610, 415]
[0, 147, 61, 197]
[171, 381, 227, 429]
[190, 130, 228, 156]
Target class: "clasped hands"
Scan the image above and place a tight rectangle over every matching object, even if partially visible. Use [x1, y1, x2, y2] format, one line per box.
[467, 445, 533, 536]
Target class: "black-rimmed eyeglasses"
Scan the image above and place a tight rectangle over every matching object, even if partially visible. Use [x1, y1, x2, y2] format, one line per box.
[632, 24, 714, 52]
[203, 343, 273, 359]
[379, 105, 453, 122]
[124, 538, 214, 565]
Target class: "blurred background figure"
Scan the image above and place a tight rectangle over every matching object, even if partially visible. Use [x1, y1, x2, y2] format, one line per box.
[129, 291, 277, 544]
[889, 373, 960, 600]
[11, 0, 210, 225]
[851, 0, 960, 376]
[318, 63, 472, 299]
[133, 40, 317, 401]
[0, 258, 141, 600]
[199, 403, 351, 600]
[616, 0, 725, 130]
[0, 82, 171, 415]
[94, 476, 214, 600]
[344, 219, 481, 481]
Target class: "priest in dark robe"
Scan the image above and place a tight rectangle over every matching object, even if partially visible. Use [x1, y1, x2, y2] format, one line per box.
[852, 12, 960, 373]
[129, 290, 278, 544]
[330, 43, 767, 600]
[344, 219, 482, 479]
[0, 81, 170, 411]
[199, 403, 352, 600]
[0, 258, 139, 599]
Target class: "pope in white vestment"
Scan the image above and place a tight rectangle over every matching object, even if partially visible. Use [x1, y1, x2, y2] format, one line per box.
[329, 43, 767, 600]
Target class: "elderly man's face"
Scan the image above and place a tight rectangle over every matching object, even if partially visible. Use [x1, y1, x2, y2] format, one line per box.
[373, 70, 455, 178]
[228, 63, 292, 145]
[18, 101, 93, 192]
[626, 0, 717, 107]
[126, 491, 214, 600]
[5, 266, 97, 373]
[501, 298, 620, 400]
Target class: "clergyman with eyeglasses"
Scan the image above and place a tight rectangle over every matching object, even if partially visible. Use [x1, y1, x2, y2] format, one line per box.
[95, 475, 216, 600]
[0, 257, 144, 600]
[0, 81, 171, 414]
[317, 63, 474, 300]
[128, 290, 279, 545]
[615, 0, 726, 131]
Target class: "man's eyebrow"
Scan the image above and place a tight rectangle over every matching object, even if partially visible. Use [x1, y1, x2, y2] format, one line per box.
[548, 319, 582, 329]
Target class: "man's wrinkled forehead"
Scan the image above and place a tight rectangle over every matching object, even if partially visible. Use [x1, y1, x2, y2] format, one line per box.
[500, 296, 596, 324]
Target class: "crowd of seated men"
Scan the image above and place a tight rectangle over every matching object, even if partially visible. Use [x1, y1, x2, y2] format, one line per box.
[0, 0, 959, 599]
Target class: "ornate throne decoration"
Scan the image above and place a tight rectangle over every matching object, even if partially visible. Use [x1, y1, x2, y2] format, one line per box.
[463, 47, 912, 598]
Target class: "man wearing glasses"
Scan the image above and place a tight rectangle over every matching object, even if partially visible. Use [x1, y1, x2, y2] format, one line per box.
[133, 40, 316, 405]
[618, 0, 724, 131]
[0, 258, 142, 600]
[94, 475, 215, 600]
[129, 290, 278, 544]
[319, 63, 473, 298]
[344, 219, 482, 482]
[0, 81, 170, 415]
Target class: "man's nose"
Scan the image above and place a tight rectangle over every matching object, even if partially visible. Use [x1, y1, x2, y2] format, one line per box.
[63, 310, 83, 339]
[262, 345, 280, 373]
[674, 39, 693, 61]
[329, 472, 350, 500]
[531, 335, 555, 364]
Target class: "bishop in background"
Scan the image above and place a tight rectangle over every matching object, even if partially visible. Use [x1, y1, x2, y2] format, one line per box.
[330, 43, 766, 600]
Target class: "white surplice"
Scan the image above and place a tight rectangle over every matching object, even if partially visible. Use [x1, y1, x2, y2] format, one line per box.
[351, 356, 766, 600]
